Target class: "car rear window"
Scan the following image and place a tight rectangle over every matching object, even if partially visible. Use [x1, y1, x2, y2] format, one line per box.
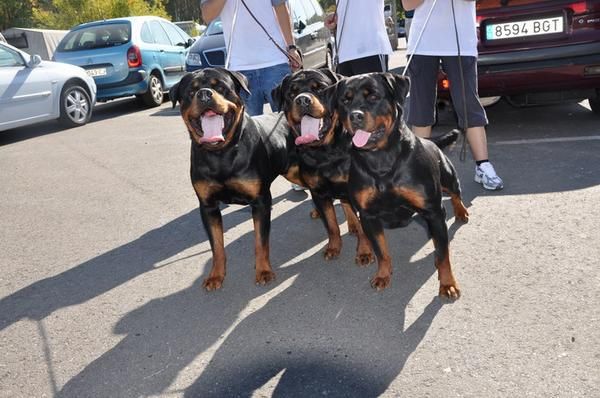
[57, 23, 131, 52]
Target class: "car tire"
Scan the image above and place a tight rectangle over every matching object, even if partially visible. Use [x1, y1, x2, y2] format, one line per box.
[59, 84, 92, 128]
[588, 96, 600, 114]
[141, 74, 164, 107]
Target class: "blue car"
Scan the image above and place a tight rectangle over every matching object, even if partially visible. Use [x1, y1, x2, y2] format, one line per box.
[54, 16, 193, 107]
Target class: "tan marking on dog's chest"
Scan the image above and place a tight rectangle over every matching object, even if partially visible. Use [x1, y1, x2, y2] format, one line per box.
[192, 180, 224, 200]
[354, 187, 378, 209]
[392, 186, 426, 209]
[226, 179, 262, 199]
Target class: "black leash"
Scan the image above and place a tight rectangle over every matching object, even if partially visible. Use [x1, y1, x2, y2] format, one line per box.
[238, 0, 303, 68]
[451, 0, 470, 162]
[332, 0, 349, 71]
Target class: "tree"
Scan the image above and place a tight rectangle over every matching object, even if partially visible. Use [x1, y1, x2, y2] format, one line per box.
[0, 0, 34, 30]
[32, 0, 170, 30]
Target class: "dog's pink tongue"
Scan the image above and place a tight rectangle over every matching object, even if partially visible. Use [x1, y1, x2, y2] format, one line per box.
[200, 113, 225, 143]
[352, 129, 372, 147]
[295, 115, 320, 145]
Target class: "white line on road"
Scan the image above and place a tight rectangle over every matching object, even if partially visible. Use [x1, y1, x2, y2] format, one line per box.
[492, 135, 600, 146]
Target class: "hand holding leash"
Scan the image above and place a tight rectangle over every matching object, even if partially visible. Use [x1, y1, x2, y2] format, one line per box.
[287, 45, 303, 72]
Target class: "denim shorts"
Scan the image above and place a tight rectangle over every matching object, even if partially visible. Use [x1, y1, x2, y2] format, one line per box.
[406, 55, 488, 128]
[239, 62, 291, 116]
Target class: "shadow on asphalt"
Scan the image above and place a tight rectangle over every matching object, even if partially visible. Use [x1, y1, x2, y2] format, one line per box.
[51, 195, 456, 397]
[1, 183, 463, 397]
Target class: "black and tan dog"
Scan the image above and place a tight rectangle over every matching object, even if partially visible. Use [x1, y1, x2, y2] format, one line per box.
[329, 72, 469, 298]
[170, 67, 303, 291]
[272, 69, 373, 265]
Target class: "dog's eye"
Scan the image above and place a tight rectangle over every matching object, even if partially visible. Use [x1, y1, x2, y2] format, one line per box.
[368, 94, 379, 102]
[189, 90, 197, 98]
[341, 97, 351, 105]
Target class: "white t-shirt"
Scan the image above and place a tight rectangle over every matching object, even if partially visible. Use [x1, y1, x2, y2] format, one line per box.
[220, 0, 289, 71]
[335, 0, 393, 64]
[407, 0, 478, 57]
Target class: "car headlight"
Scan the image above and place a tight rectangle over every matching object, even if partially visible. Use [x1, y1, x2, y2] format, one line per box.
[186, 52, 203, 66]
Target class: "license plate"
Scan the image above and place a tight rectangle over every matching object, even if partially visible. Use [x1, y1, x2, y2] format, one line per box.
[485, 16, 564, 41]
[86, 68, 107, 77]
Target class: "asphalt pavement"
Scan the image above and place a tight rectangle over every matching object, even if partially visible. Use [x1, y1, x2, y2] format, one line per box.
[1, 40, 599, 397]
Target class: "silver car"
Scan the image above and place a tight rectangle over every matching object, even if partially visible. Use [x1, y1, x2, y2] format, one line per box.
[0, 41, 97, 132]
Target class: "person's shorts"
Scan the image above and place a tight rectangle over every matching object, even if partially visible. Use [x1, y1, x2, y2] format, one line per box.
[406, 55, 488, 128]
[337, 54, 388, 76]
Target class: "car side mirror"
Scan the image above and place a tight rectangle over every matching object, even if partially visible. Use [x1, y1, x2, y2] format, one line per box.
[27, 54, 42, 68]
[295, 20, 306, 33]
[186, 38, 195, 48]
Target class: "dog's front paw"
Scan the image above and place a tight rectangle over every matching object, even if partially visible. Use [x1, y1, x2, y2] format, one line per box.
[370, 275, 391, 291]
[355, 251, 374, 267]
[203, 276, 224, 291]
[439, 283, 461, 299]
[255, 270, 276, 286]
[323, 246, 341, 260]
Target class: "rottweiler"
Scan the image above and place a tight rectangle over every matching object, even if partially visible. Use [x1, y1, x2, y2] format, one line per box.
[329, 72, 469, 298]
[272, 69, 374, 265]
[170, 67, 303, 291]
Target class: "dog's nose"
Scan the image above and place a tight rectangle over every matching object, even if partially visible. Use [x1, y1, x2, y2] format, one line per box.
[197, 88, 213, 103]
[349, 110, 365, 126]
[294, 94, 312, 109]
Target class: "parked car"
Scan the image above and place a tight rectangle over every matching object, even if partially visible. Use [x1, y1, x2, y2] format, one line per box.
[174, 21, 206, 38]
[186, 0, 334, 71]
[54, 16, 193, 107]
[0, 42, 96, 132]
[440, 0, 600, 112]
[2, 28, 68, 60]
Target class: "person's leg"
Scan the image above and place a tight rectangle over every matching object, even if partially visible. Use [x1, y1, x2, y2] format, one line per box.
[264, 63, 292, 112]
[442, 56, 488, 156]
[443, 56, 503, 190]
[406, 55, 439, 138]
[239, 68, 264, 116]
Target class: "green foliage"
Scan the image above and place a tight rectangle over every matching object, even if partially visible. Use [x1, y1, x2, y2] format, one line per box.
[0, 0, 34, 30]
[32, 0, 170, 30]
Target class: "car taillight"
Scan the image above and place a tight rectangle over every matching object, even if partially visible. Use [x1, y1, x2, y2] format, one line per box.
[127, 45, 142, 68]
[570, 1, 588, 14]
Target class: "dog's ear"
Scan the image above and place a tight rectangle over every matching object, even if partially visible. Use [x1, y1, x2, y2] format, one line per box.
[318, 68, 343, 84]
[380, 72, 410, 104]
[271, 73, 291, 109]
[222, 69, 250, 96]
[170, 72, 194, 108]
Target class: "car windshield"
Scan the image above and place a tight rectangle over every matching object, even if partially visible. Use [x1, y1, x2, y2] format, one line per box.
[57, 23, 131, 52]
[205, 19, 223, 36]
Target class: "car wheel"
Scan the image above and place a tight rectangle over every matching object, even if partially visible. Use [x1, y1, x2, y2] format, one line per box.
[59, 84, 92, 128]
[588, 96, 600, 114]
[325, 48, 333, 70]
[142, 74, 164, 107]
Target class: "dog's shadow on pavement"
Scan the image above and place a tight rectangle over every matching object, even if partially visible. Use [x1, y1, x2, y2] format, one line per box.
[55, 199, 458, 397]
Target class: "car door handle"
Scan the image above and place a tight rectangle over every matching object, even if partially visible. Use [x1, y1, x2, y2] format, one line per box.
[310, 32, 318, 40]
[160, 49, 165, 52]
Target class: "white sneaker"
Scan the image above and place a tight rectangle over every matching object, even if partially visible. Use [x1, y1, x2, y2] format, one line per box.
[290, 183, 306, 191]
[474, 162, 504, 190]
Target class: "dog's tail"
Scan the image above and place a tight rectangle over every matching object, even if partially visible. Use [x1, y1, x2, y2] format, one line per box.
[429, 129, 460, 150]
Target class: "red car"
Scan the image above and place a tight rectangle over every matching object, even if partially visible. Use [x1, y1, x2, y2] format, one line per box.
[441, 0, 600, 113]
